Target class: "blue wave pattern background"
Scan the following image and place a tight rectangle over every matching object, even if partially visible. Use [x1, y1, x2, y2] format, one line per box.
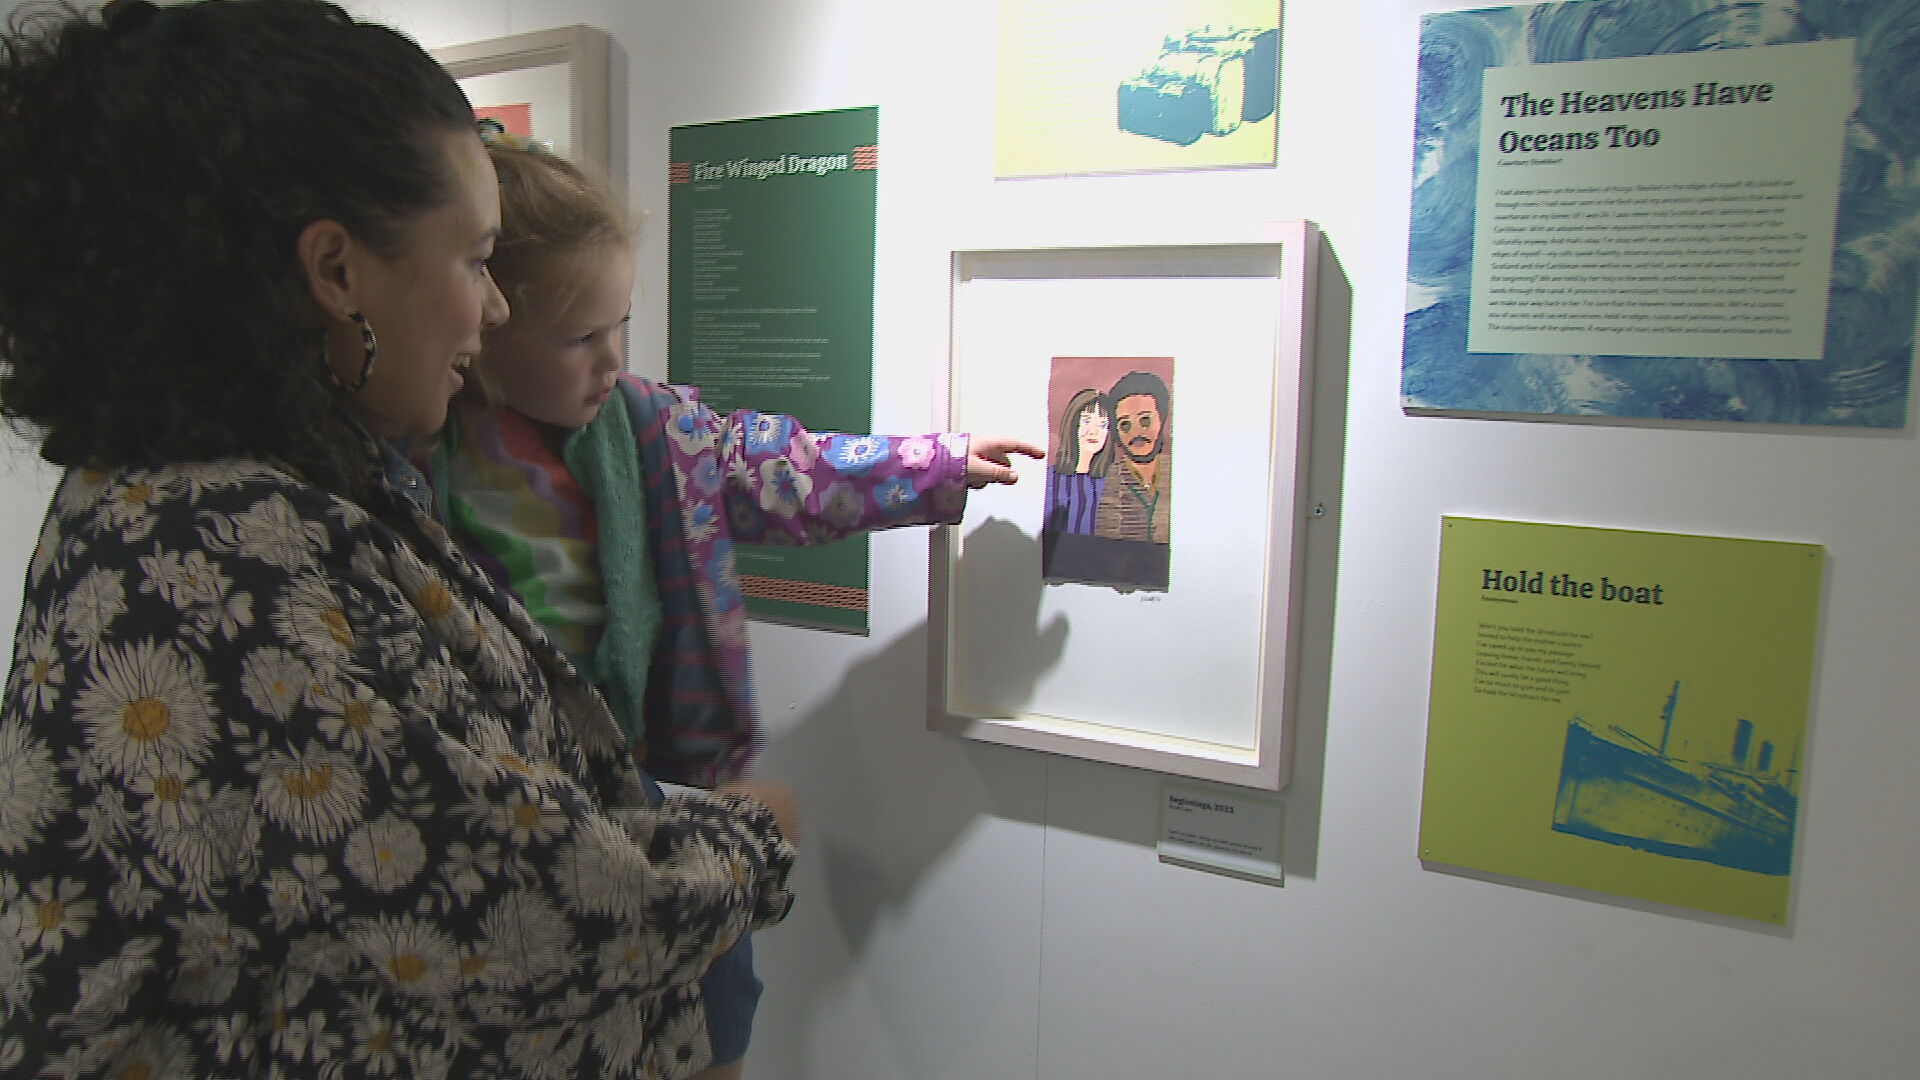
[1403, 0, 1920, 426]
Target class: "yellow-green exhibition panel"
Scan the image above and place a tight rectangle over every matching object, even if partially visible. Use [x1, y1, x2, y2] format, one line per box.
[1421, 517, 1822, 924]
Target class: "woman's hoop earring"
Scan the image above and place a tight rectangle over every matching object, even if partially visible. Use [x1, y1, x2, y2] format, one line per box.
[331, 310, 378, 393]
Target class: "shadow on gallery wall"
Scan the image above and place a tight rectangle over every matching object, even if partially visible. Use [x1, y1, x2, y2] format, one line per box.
[1272, 229, 1352, 883]
[755, 523, 1064, 941]
[750, 576, 1063, 1070]
[948, 515, 1072, 718]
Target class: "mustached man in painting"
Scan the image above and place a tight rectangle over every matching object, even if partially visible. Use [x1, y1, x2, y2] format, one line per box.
[1094, 370, 1171, 545]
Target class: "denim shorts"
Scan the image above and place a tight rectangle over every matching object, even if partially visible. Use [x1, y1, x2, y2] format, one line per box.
[701, 932, 762, 1065]
[648, 778, 763, 1065]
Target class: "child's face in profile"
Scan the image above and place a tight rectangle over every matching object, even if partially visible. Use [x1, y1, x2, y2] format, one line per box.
[481, 244, 634, 429]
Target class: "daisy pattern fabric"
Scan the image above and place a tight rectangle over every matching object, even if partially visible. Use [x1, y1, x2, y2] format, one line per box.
[0, 457, 796, 1078]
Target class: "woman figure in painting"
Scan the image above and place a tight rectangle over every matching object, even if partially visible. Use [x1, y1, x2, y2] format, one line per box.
[0, 1, 797, 1076]
[1042, 387, 1114, 537]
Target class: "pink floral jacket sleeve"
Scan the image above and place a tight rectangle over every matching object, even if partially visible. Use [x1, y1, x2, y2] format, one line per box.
[618, 375, 971, 784]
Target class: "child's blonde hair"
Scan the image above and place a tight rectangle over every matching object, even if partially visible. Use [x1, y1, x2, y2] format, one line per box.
[469, 142, 632, 405]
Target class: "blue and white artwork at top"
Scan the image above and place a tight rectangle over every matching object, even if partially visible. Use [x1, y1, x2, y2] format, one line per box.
[1403, 0, 1920, 427]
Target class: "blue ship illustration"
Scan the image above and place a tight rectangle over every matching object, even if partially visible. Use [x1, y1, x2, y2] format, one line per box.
[1552, 681, 1797, 876]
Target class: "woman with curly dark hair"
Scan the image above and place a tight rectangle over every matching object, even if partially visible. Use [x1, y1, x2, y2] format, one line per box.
[0, 2, 797, 1076]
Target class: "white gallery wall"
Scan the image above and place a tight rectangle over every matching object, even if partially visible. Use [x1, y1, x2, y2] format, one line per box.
[3, 1, 1917, 1077]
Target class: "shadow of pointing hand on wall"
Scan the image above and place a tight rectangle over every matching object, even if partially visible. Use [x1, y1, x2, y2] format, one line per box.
[943, 515, 1069, 714]
[802, 516, 1064, 940]
[749, 518, 1067, 1066]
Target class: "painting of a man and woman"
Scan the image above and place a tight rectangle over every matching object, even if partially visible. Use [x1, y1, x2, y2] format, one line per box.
[1041, 355, 1175, 591]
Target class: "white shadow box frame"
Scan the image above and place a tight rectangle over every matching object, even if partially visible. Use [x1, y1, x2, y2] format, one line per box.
[929, 223, 1318, 790]
[434, 25, 612, 179]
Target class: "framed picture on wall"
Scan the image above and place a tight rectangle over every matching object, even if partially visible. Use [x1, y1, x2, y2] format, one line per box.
[433, 25, 614, 180]
[929, 224, 1318, 791]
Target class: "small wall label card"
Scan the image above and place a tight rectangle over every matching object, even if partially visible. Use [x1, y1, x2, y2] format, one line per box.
[1420, 517, 1823, 925]
[1159, 781, 1284, 885]
[1403, 1, 1920, 427]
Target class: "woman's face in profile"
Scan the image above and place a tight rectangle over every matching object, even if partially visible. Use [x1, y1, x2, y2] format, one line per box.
[1075, 403, 1110, 471]
[346, 132, 510, 441]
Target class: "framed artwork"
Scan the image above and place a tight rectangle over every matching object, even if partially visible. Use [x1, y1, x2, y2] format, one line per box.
[433, 25, 613, 179]
[929, 224, 1318, 790]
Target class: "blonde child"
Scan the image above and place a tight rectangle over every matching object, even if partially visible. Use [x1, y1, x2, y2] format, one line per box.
[428, 125, 1041, 1078]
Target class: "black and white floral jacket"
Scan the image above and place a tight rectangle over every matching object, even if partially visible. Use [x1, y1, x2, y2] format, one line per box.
[0, 456, 794, 1079]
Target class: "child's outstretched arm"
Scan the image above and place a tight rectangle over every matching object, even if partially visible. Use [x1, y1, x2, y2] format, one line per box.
[675, 395, 1040, 545]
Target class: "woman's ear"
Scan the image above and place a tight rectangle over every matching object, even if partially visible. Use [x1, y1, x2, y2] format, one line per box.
[295, 219, 356, 318]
